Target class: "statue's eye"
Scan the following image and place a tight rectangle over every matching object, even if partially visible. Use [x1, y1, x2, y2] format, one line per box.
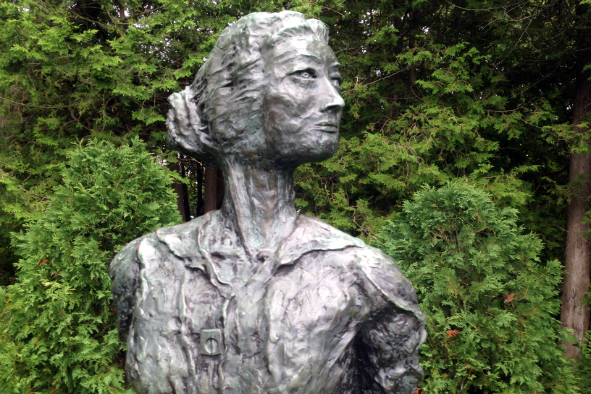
[293, 69, 316, 79]
[331, 75, 343, 88]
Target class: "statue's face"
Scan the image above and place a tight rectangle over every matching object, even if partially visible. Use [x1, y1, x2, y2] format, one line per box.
[262, 35, 344, 167]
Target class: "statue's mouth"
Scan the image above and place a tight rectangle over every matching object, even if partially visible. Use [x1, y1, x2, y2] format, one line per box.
[315, 123, 339, 133]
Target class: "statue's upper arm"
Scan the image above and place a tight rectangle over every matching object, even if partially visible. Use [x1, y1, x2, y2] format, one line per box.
[355, 246, 427, 394]
[110, 237, 143, 343]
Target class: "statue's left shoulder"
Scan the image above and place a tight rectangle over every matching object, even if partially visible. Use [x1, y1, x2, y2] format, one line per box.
[326, 230, 426, 393]
[351, 244, 422, 313]
[295, 215, 422, 316]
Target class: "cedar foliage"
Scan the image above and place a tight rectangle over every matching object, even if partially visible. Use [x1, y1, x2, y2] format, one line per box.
[379, 183, 577, 393]
[0, 139, 180, 393]
[579, 331, 591, 394]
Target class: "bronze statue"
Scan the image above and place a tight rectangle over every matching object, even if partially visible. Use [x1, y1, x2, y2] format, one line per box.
[110, 11, 426, 394]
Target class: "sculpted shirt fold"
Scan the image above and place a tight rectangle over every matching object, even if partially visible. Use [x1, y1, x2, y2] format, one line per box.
[110, 213, 426, 394]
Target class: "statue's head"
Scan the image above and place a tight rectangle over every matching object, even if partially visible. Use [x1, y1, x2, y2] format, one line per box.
[166, 11, 344, 168]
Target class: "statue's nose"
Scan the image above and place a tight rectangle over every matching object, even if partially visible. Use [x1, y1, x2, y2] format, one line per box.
[320, 78, 345, 113]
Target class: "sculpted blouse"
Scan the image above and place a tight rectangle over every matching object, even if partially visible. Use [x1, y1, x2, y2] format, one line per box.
[110, 213, 426, 394]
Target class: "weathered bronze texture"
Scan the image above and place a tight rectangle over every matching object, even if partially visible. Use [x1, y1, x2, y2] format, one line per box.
[111, 11, 426, 394]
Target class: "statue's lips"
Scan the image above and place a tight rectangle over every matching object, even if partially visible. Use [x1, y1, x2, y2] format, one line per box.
[314, 123, 339, 133]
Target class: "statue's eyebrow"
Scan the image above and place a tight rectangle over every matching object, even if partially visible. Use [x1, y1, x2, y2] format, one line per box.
[292, 53, 322, 64]
[330, 62, 341, 71]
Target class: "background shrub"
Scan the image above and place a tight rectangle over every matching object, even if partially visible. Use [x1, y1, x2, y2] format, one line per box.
[379, 183, 577, 393]
[579, 330, 591, 394]
[0, 138, 180, 393]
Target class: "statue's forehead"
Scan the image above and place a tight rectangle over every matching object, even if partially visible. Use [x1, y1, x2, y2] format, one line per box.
[266, 36, 338, 66]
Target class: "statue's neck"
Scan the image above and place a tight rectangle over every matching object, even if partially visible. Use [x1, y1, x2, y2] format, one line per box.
[219, 159, 297, 256]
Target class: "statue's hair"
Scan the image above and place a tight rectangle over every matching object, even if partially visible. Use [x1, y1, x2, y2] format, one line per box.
[166, 11, 329, 166]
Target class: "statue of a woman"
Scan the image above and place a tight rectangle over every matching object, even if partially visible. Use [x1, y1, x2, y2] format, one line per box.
[110, 11, 426, 394]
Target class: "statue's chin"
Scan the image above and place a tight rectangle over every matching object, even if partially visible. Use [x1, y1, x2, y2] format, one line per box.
[273, 139, 339, 168]
[205, 128, 340, 169]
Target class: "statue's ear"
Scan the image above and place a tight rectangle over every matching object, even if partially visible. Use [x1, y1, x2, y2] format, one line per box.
[166, 88, 218, 165]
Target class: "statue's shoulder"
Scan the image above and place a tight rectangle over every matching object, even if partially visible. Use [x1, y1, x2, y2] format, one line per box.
[109, 216, 208, 341]
[353, 242, 422, 314]
[295, 214, 394, 264]
[109, 234, 151, 342]
[110, 214, 208, 271]
[297, 215, 423, 316]
[109, 233, 152, 293]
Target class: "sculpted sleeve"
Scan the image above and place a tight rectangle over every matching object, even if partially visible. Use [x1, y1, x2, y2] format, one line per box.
[355, 246, 427, 394]
[110, 237, 143, 343]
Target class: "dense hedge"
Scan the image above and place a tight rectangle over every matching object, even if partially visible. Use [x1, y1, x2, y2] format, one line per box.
[379, 183, 578, 393]
[0, 139, 180, 393]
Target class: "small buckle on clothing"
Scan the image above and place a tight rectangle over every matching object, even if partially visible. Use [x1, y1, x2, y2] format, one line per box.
[200, 328, 223, 356]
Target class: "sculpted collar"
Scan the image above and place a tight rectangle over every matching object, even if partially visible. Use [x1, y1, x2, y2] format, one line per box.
[154, 212, 365, 274]
[149, 212, 424, 319]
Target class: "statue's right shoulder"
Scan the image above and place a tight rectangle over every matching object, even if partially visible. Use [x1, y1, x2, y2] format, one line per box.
[109, 234, 151, 342]
[109, 215, 209, 342]
[110, 213, 210, 280]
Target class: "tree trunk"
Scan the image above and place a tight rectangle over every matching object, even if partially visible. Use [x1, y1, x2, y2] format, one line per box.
[409, 34, 416, 87]
[180, 160, 191, 220]
[203, 166, 216, 213]
[560, 20, 591, 358]
[216, 167, 225, 209]
[196, 161, 204, 216]
[170, 160, 190, 222]
[204, 166, 224, 213]
[172, 181, 189, 221]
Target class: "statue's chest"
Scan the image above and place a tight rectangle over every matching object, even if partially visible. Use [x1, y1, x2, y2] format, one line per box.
[129, 250, 362, 393]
